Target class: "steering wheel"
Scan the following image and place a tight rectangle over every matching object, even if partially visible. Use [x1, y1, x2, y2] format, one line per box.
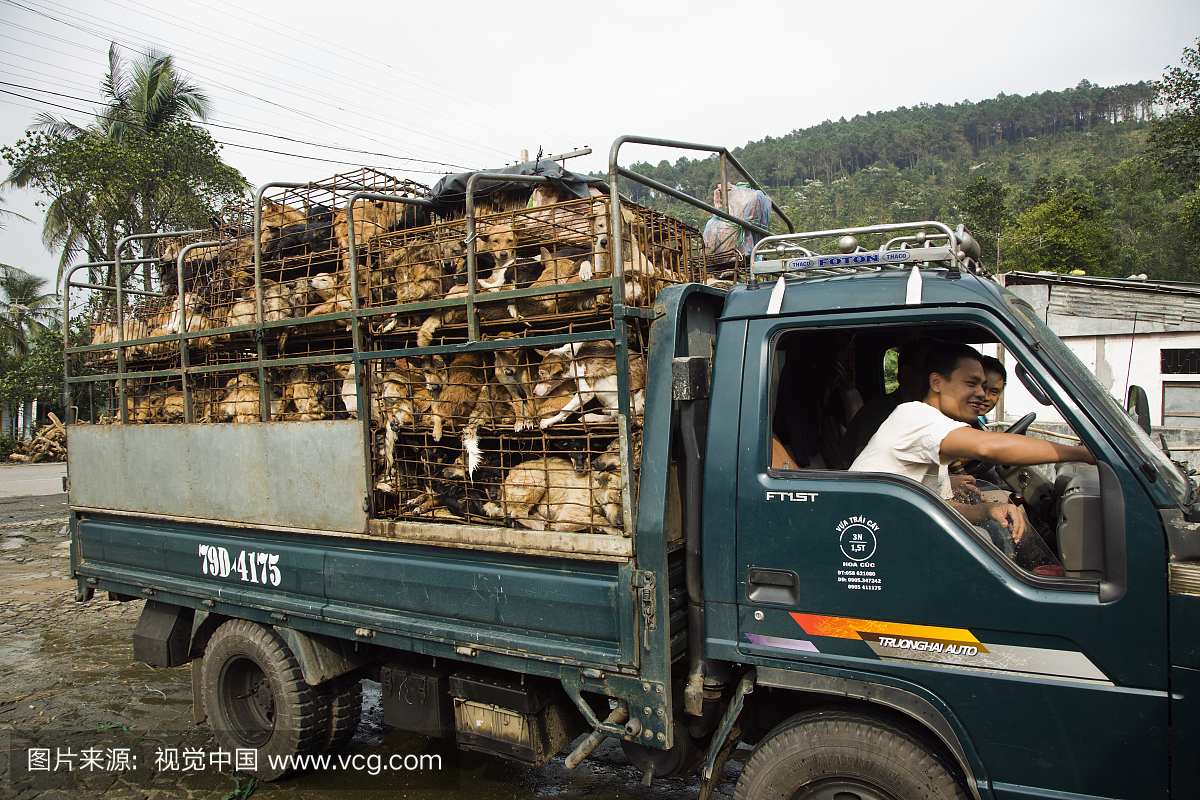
[1004, 412, 1036, 436]
[963, 412, 1037, 479]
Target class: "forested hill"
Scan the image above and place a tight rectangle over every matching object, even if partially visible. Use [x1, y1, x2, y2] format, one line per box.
[616, 80, 1195, 281]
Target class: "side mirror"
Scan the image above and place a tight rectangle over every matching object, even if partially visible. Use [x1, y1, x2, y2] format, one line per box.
[1016, 363, 1052, 407]
[1126, 385, 1151, 436]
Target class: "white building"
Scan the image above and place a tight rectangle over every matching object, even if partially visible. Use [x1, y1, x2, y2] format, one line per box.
[996, 271, 1200, 468]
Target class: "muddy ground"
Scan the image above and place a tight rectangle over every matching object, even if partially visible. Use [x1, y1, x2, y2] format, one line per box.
[0, 487, 743, 799]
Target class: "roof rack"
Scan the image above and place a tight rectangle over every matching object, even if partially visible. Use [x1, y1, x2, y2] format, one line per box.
[750, 221, 984, 280]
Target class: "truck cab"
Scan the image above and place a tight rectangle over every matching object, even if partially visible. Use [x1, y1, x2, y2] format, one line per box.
[702, 227, 1199, 799]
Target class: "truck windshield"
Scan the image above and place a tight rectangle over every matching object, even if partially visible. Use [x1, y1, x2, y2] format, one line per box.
[1008, 298, 1193, 506]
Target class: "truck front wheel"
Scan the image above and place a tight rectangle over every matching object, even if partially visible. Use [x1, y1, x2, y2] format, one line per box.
[733, 709, 968, 800]
[201, 620, 322, 780]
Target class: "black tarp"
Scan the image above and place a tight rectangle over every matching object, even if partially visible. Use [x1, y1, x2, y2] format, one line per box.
[428, 160, 608, 217]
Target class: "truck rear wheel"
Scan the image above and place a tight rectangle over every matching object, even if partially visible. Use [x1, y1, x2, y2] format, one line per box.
[733, 709, 968, 800]
[315, 675, 362, 754]
[201, 620, 322, 780]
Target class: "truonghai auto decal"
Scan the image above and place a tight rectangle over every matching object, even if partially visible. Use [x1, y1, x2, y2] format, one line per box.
[747, 613, 1112, 685]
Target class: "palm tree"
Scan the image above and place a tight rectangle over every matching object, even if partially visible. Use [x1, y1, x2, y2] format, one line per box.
[22, 43, 212, 142]
[97, 43, 211, 140]
[0, 265, 57, 356]
[4, 43, 221, 286]
[0, 195, 30, 233]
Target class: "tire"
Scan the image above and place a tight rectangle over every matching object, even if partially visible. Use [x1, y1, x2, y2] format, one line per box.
[315, 676, 363, 754]
[733, 709, 969, 800]
[201, 620, 322, 781]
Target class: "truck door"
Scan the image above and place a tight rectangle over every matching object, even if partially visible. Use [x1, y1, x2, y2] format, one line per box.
[733, 313, 1169, 800]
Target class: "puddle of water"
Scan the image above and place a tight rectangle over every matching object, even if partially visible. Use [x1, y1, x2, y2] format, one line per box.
[0, 632, 39, 669]
[3, 573, 52, 583]
[2, 537, 27, 550]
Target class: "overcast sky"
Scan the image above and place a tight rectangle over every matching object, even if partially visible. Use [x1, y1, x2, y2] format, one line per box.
[1, 0, 1198, 291]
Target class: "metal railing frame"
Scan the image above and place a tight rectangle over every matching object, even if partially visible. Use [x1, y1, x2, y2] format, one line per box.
[604, 135, 796, 531]
[344, 191, 435, 515]
[112, 232, 207, 423]
[62, 258, 160, 424]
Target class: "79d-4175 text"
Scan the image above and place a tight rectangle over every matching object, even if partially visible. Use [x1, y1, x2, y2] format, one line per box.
[198, 544, 281, 586]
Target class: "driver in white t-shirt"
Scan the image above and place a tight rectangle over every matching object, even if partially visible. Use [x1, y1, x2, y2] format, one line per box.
[851, 342, 1094, 541]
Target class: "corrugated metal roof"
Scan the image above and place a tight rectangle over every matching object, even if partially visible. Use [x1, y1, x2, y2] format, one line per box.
[1003, 272, 1200, 328]
[1048, 284, 1200, 326]
[1004, 271, 1200, 296]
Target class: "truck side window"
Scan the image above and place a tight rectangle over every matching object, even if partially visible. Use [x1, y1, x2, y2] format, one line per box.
[770, 332, 859, 470]
[769, 324, 1103, 583]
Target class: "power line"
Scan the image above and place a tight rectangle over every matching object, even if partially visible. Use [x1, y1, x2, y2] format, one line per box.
[0, 1, 489, 162]
[192, 0, 583, 145]
[0, 86, 449, 175]
[0, 0, 568, 164]
[0, 80, 469, 170]
[216, 142, 450, 174]
[0, 3, 506, 164]
[1, 46, 453, 161]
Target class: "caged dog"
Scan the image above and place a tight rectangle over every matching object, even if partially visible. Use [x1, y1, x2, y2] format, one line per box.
[489, 345, 575, 432]
[481, 455, 622, 534]
[373, 239, 468, 334]
[403, 451, 505, 521]
[332, 199, 432, 275]
[138, 293, 212, 355]
[506, 247, 597, 318]
[410, 220, 528, 346]
[423, 351, 485, 442]
[261, 204, 334, 262]
[533, 340, 647, 429]
[374, 359, 434, 493]
[219, 373, 265, 423]
[258, 201, 308, 257]
[308, 271, 368, 330]
[216, 278, 309, 346]
[278, 365, 327, 421]
[589, 431, 643, 528]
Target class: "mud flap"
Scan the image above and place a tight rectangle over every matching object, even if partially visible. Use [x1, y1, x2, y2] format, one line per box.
[132, 601, 194, 667]
[191, 659, 206, 725]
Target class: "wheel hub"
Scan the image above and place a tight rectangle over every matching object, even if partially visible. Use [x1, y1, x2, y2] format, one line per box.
[797, 777, 899, 800]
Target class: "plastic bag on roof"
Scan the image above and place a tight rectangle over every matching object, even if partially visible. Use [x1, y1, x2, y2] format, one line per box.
[703, 184, 771, 258]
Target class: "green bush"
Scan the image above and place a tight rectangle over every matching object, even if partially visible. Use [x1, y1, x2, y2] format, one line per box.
[0, 435, 19, 460]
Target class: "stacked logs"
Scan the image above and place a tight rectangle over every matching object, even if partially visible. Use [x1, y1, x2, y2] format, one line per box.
[7, 414, 67, 463]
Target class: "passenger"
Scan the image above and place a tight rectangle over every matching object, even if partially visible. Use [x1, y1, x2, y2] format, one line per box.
[838, 336, 939, 467]
[949, 355, 1007, 487]
[850, 342, 1093, 545]
[974, 355, 1006, 425]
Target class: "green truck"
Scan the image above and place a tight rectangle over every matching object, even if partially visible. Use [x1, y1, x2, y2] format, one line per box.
[65, 136, 1200, 799]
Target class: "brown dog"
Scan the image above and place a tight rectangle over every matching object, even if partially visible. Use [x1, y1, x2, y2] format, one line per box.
[424, 352, 484, 441]
[220, 373, 263, 423]
[533, 341, 647, 428]
[259, 201, 307, 256]
[481, 456, 621, 534]
[279, 366, 326, 421]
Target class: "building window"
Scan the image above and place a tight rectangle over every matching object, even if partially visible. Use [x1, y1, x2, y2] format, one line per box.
[1164, 383, 1200, 428]
[1162, 348, 1200, 375]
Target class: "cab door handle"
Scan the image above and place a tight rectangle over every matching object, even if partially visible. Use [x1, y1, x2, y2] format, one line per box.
[746, 568, 800, 606]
